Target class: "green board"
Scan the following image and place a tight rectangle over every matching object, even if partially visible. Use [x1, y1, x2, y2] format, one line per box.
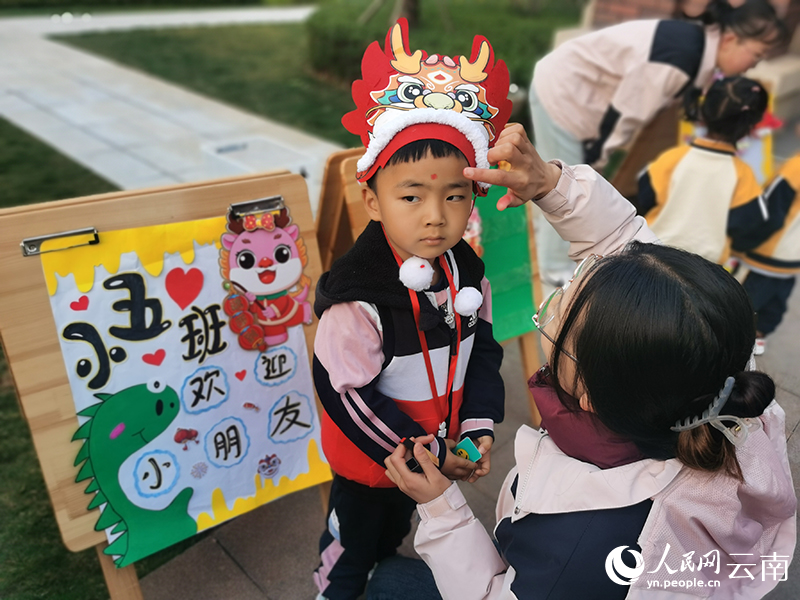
[477, 183, 536, 343]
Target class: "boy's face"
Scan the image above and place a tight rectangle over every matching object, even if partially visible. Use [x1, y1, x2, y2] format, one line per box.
[363, 152, 473, 263]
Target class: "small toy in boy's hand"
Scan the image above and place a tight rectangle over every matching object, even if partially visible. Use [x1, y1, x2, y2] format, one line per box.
[454, 437, 482, 462]
[401, 438, 440, 473]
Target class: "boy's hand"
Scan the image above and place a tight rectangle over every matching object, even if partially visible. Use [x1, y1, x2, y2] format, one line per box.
[385, 439, 453, 504]
[463, 123, 562, 211]
[466, 435, 493, 483]
[441, 438, 479, 481]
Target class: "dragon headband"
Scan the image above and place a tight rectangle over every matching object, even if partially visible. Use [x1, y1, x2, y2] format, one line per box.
[342, 19, 512, 194]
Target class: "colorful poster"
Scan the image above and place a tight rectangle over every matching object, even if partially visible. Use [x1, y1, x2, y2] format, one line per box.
[40, 205, 330, 567]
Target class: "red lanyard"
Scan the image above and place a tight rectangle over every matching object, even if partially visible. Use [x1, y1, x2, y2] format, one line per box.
[386, 242, 462, 425]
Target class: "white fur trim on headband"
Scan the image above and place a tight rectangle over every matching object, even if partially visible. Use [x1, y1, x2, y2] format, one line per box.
[358, 108, 491, 189]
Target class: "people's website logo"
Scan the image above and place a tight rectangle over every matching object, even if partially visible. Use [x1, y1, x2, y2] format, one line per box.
[604, 546, 645, 585]
[604, 544, 790, 590]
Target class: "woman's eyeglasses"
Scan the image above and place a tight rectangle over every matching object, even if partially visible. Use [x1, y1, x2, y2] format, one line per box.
[532, 254, 602, 363]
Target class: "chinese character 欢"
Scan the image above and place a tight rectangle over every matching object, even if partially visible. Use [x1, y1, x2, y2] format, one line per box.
[188, 368, 226, 408]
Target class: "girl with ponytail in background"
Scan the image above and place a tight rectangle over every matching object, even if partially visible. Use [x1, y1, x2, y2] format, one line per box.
[638, 76, 769, 265]
[370, 124, 796, 599]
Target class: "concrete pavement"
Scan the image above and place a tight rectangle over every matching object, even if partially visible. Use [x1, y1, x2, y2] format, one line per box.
[0, 6, 340, 212]
[0, 8, 798, 598]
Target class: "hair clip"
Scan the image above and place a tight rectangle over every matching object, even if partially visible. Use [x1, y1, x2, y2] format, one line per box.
[671, 377, 749, 447]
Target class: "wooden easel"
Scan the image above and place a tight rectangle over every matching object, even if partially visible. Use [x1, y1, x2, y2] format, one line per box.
[0, 170, 330, 599]
[317, 153, 544, 427]
[315, 147, 363, 270]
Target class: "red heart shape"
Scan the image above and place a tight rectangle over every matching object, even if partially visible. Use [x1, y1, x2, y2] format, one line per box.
[235, 370, 247, 381]
[143, 349, 165, 366]
[165, 268, 204, 310]
[70, 296, 89, 311]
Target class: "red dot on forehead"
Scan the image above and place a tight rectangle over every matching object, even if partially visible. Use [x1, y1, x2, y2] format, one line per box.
[431, 173, 438, 180]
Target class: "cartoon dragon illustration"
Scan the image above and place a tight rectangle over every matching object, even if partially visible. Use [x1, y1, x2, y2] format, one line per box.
[219, 208, 312, 352]
[342, 19, 512, 184]
[72, 381, 196, 567]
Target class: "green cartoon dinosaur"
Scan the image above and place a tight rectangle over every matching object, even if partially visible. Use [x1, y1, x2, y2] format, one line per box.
[72, 382, 197, 567]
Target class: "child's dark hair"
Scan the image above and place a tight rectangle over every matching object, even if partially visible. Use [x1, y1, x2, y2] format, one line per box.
[365, 139, 468, 192]
[550, 242, 774, 481]
[697, 0, 788, 46]
[683, 76, 768, 145]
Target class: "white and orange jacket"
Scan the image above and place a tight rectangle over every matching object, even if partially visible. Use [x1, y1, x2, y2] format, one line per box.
[413, 163, 796, 599]
[533, 20, 720, 166]
[638, 138, 763, 265]
[731, 153, 800, 276]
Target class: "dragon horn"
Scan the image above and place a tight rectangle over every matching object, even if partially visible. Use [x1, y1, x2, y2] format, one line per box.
[459, 40, 490, 83]
[389, 22, 422, 75]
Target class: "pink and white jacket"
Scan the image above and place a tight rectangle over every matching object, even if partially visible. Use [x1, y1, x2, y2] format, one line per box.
[413, 163, 797, 599]
[533, 20, 720, 166]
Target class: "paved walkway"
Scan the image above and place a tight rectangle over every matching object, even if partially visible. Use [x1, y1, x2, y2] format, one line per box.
[1, 8, 798, 599]
[0, 6, 340, 213]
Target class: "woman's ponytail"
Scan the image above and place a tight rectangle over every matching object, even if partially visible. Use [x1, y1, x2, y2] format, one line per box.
[697, 0, 788, 47]
[697, 0, 734, 26]
[675, 371, 775, 480]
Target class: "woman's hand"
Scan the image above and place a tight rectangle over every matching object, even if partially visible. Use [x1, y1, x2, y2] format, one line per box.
[464, 123, 562, 211]
[385, 436, 455, 504]
[465, 435, 493, 483]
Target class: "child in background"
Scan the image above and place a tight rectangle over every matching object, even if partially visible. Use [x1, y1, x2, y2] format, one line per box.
[312, 20, 508, 600]
[730, 146, 800, 354]
[638, 76, 768, 264]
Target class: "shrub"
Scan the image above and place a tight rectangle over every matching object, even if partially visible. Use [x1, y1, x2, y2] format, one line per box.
[306, 0, 583, 90]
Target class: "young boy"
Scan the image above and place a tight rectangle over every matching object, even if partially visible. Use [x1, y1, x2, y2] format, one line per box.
[312, 20, 510, 600]
[729, 149, 800, 355]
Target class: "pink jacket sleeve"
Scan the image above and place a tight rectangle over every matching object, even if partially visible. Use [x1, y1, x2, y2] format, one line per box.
[535, 161, 659, 258]
[415, 482, 510, 599]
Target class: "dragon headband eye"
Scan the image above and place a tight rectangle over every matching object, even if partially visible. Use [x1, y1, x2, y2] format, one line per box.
[341, 18, 512, 195]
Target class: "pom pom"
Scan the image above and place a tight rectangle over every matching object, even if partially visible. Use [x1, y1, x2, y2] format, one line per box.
[399, 256, 434, 291]
[454, 287, 482, 315]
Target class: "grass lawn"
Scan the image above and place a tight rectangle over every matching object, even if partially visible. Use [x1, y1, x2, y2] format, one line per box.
[0, 118, 117, 208]
[0, 119, 207, 599]
[58, 1, 581, 147]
